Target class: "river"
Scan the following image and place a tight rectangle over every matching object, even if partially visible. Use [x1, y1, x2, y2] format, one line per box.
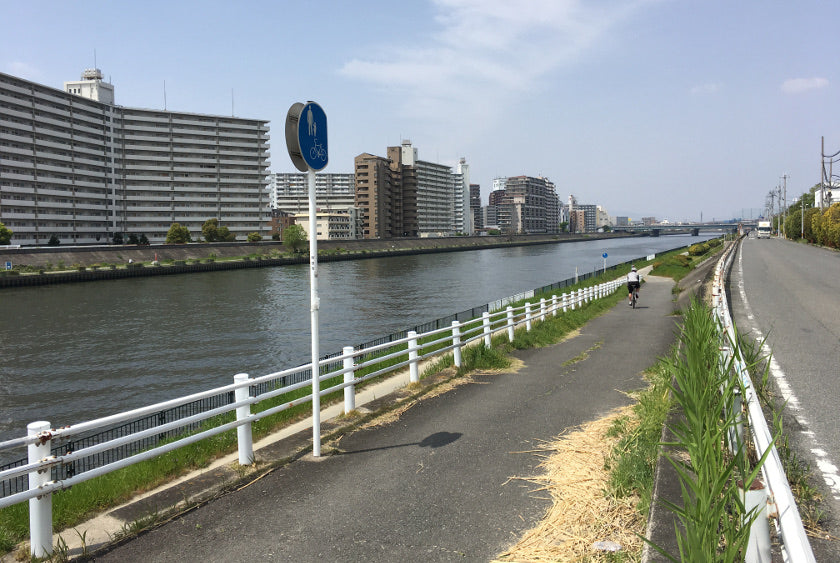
[0, 234, 716, 443]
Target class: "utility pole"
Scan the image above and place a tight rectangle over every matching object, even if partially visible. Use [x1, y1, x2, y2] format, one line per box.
[767, 190, 775, 222]
[781, 174, 788, 238]
[776, 185, 782, 237]
[821, 136, 825, 211]
[801, 192, 805, 239]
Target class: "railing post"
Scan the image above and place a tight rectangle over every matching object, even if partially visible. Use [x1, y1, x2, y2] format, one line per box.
[482, 312, 491, 347]
[551, 294, 558, 317]
[408, 330, 420, 383]
[562, 292, 568, 313]
[539, 297, 546, 321]
[451, 321, 462, 368]
[743, 481, 771, 562]
[343, 346, 355, 413]
[525, 302, 532, 331]
[234, 373, 253, 466]
[730, 385, 744, 454]
[28, 420, 52, 559]
[506, 306, 514, 341]
[578, 288, 583, 307]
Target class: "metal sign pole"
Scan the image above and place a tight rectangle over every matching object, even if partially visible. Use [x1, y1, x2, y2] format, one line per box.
[285, 100, 328, 458]
[308, 168, 321, 457]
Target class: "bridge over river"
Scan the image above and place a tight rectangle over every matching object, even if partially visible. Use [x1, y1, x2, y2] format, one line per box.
[613, 221, 755, 236]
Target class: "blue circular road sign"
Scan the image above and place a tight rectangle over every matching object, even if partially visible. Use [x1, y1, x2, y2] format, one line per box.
[298, 102, 328, 171]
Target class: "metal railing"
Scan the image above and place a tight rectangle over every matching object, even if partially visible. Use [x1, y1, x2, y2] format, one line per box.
[711, 240, 815, 562]
[0, 253, 656, 557]
[0, 253, 652, 493]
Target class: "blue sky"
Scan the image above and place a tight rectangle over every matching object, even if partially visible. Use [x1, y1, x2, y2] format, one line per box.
[3, 0, 837, 222]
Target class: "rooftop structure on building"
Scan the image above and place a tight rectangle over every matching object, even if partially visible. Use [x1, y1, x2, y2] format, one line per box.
[0, 69, 270, 245]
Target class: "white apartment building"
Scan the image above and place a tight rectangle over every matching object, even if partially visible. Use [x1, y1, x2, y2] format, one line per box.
[294, 209, 358, 240]
[0, 69, 270, 245]
[455, 158, 473, 235]
[596, 205, 613, 229]
[269, 172, 355, 213]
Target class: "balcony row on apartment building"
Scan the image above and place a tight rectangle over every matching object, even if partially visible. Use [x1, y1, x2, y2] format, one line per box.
[1, 69, 613, 247]
[0, 69, 270, 245]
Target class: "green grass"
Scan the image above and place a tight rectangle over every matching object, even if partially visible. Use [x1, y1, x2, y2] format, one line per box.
[605, 359, 673, 518]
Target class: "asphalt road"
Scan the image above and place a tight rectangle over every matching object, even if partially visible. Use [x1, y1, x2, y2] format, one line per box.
[728, 237, 840, 545]
[93, 275, 679, 562]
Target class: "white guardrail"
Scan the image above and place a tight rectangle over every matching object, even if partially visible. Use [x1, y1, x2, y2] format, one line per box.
[1, 277, 625, 557]
[712, 240, 816, 562]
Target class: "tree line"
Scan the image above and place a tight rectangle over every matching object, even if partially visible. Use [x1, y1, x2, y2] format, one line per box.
[775, 185, 840, 248]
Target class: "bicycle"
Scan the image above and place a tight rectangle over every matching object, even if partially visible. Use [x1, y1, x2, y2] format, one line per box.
[628, 282, 640, 309]
[310, 141, 327, 162]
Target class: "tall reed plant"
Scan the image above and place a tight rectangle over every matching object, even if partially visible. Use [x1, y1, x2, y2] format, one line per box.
[648, 299, 768, 562]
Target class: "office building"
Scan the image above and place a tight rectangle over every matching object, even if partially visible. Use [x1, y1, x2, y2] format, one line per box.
[0, 69, 269, 245]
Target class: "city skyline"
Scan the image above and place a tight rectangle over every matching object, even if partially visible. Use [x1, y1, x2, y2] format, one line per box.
[3, 0, 838, 222]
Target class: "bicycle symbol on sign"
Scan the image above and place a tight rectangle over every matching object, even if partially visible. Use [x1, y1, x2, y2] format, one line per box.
[310, 140, 327, 162]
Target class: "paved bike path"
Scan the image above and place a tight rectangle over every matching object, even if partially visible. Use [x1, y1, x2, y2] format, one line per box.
[91, 275, 678, 562]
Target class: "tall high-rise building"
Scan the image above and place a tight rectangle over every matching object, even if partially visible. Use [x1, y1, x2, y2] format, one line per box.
[0, 69, 269, 245]
[492, 176, 559, 234]
[469, 183, 483, 230]
[354, 140, 466, 238]
[455, 158, 472, 235]
[354, 152, 402, 238]
[567, 194, 597, 233]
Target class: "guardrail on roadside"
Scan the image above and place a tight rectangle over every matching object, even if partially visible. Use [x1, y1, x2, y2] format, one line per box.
[711, 240, 816, 562]
[1, 270, 635, 557]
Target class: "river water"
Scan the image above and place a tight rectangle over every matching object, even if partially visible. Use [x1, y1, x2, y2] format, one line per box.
[0, 234, 715, 442]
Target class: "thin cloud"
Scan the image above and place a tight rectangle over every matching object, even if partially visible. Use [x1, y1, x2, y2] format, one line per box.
[690, 82, 722, 95]
[340, 0, 659, 122]
[781, 77, 828, 94]
[5, 61, 43, 81]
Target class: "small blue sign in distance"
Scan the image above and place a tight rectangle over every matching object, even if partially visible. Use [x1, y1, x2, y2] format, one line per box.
[298, 102, 328, 171]
[602, 252, 608, 258]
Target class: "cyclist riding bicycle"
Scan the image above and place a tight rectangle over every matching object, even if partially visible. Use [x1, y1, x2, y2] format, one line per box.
[627, 265, 641, 306]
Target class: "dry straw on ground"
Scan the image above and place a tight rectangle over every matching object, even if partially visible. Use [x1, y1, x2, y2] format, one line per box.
[495, 405, 645, 562]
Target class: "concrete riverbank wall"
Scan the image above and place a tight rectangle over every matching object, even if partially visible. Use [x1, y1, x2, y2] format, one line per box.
[0, 233, 636, 288]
